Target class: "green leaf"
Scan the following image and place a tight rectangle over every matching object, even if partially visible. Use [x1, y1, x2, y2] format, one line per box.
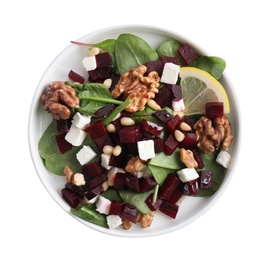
[119, 190, 153, 214]
[148, 165, 173, 185]
[190, 56, 226, 80]
[115, 33, 159, 74]
[156, 39, 182, 57]
[38, 120, 99, 175]
[93, 39, 116, 53]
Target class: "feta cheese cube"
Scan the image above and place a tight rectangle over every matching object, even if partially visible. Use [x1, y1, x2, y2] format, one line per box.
[216, 150, 232, 168]
[101, 153, 112, 170]
[72, 112, 92, 130]
[107, 215, 122, 229]
[137, 140, 155, 161]
[76, 145, 97, 165]
[161, 62, 180, 84]
[65, 124, 87, 146]
[172, 99, 185, 112]
[82, 56, 97, 71]
[96, 196, 111, 215]
[177, 168, 199, 182]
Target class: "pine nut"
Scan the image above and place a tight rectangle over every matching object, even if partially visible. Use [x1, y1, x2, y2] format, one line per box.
[87, 47, 100, 56]
[103, 145, 114, 155]
[174, 130, 185, 142]
[180, 122, 192, 131]
[108, 173, 116, 186]
[103, 78, 112, 89]
[173, 111, 185, 118]
[147, 99, 161, 111]
[113, 145, 122, 156]
[120, 117, 135, 126]
[101, 181, 109, 191]
[106, 123, 116, 133]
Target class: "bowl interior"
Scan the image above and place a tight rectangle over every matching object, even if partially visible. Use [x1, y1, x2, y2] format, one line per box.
[28, 25, 241, 237]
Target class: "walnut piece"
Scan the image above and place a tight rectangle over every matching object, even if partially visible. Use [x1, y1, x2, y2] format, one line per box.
[140, 211, 155, 228]
[180, 148, 198, 168]
[193, 115, 233, 154]
[111, 64, 160, 113]
[41, 81, 79, 120]
[125, 156, 146, 173]
[122, 219, 133, 230]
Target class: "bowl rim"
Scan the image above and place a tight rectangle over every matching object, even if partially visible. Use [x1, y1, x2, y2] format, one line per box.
[28, 24, 242, 237]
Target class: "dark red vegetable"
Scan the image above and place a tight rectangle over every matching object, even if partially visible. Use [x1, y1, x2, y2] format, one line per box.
[161, 55, 179, 65]
[86, 120, 107, 140]
[119, 125, 142, 143]
[109, 201, 124, 215]
[55, 133, 72, 154]
[167, 114, 181, 133]
[199, 171, 214, 189]
[146, 60, 164, 75]
[159, 173, 180, 200]
[141, 119, 163, 136]
[205, 102, 224, 119]
[153, 85, 172, 108]
[61, 187, 80, 208]
[145, 193, 163, 211]
[82, 161, 103, 181]
[88, 173, 108, 189]
[139, 177, 156, 193]
[84, 185, 104, 201]
[68, 70, 85, 84]
[153, 110, 173, 123]
[178, 43, 198, 65]
[163, 133, 178, 156]
[121, 203, 139, 223]
[159, 200, 179, 219]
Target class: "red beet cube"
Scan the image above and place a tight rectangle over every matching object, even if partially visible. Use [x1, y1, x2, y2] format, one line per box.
[159, 200, 179, 219]
[68, 70, 85, 84]
[153, 137, 164, 153]
[139, 177, 156, 193]
[119, 125, 142, 143]
[93, 104, 116, 118]
[161, 55, 179, 65]
[84, 185, 104, 200]
[61, 187, 80, 208]
[56, 132, 72, 154]
[167, 84, 183, 100]
[178, 44, 198, 65]
[192, 147, 205, 169]
[65, 182, 85, 197]
[167, 114, 181, 133]
[141, 119, 163, 136]
[95, 52, 112, 68]
[82, 161, 103, 181]
[153, 110, 173, 123]
[88, 66, 113, 82]
[178, 132, 197, 149]
[146, 60, 164, 75]
[109, 152, 129, 168]
[183, 180, 199, 195]
[109, 201, 124, 215]
[127, 142, 138, 155]
[57, 119, 70, 132]
[86, 120, 107, 140]
[121, 203, 139, 223]
[125, 173, 140, 192]
[163, 133, 179, 155]
[94, 134, 114, 151]
[168, 188, 183, 205]
[145, 193, 163, 211]
[114, 172, 126, 190]
[159, 173, 180, 200]
[153, 85, 172, 108]
[199, 171, 214, 189]
[205, 102, 224, 119]
[88, 173, 108, 189]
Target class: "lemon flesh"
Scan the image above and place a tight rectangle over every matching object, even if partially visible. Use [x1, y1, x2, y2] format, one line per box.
[180, 67, 230, 116]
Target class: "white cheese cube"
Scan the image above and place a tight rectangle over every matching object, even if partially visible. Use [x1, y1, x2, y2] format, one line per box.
[137, 140, 155, 161]
[177, 168, 199, 182]
[161, 62, 180, 84]
[172, 99, 185, 112]
[107, 215, 122, 229]
[65, 124, 87, 146]
[82, 56, 97, 71]
[216, 150, 232, 168]
[96, 196, 111, 215]
[76, 145, 97, 165]
[72, 112, 92, 130]
[101, 153, 112, 170]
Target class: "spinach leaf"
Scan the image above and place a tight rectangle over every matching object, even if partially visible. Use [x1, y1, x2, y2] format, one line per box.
[190, 56, 226, 80]
[93, 39, 116, 53]
[119, 190, 153, 214]
[156, 39, 182, 57]
[38, 120, 99, 175]
[115, 33, 159, 74]
[148, 164, 173, 185]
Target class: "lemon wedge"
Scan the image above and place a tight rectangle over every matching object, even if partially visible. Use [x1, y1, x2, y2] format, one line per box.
[180, 67, 230, 116]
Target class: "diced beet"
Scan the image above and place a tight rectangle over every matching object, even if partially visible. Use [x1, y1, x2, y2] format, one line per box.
[121, 203, 139, 223]
[88, 173, 108, 189]
[94, 134, 114, 151]
[161, 55, 179, 65]
[141, 119, 163, 136]
[55, 133, 72, 154]
[68, 70, 85, 83]
[153, 137, 164, 153]
[145, 193, 163, 211]
[166, 84, 182, 100]
[146, 60, 164, 75]
[178, 43, 198, 65]
[110, 73, 121, 91]
[167, 114, 181, 133]
[199, 171, 214, 189]
[109, 152, 129, 168]
[127, 142, 138, 155]
[163, 133, 179, 156]
[159, 200, 179, 219]
[57, 119, 70, 132]
[159, 173, 180, 200]
[168, 188, 183, 205]
[65, 182, 85, 197]
[61, 187, 80, 208]
[95, 52, 112, 68]
[111, 118, 122, 132]
[139, 177, 156, 193]
[178, 132, 197, 149]
[125, 173, 140, 192]
[153, 85, 172, 108]
[192, 147, 205, 169]
[88, 66, 113, 82]
[119, 125, 142, 143]
[114, 172, 126, 190]
[183, 180, 199, 195]
[153, 110, 173, 123]
[109, 201, 124, 215]
[82, 161, 103, 181]
[86, 120, 107, 140]
[93, 104, 116, 118]
[181, 116, 199, 129]
[205, 102, 224, 119]
[84, 185, 104, 200]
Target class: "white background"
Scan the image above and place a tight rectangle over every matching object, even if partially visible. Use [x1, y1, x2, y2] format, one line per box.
[1, 0, 268, 259]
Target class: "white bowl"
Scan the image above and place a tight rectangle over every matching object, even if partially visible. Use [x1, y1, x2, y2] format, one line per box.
[28, 25, 241, 237]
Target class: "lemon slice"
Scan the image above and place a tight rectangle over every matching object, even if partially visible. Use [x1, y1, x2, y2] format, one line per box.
[180, 67, 230, 116]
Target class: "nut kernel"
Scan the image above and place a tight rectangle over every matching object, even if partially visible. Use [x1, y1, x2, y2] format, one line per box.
[103, 78, 112, 89]
[106, 123, 116, 133]
[103, 145, 114, 155]
[147, 99, 161, 111]
[120, 117, 135, 126]
[174, 130, 185, 142]
[113, 145, 122, 156]
[180, 122, 192, 131]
